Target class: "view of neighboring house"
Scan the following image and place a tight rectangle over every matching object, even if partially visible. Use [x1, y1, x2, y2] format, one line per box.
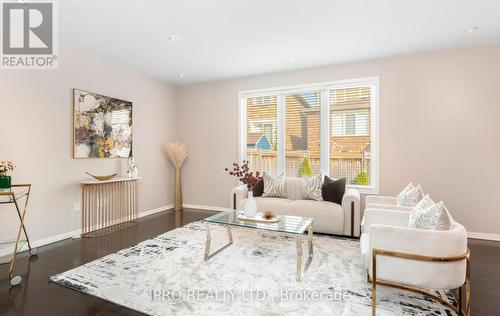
[246, 87, 371, 184]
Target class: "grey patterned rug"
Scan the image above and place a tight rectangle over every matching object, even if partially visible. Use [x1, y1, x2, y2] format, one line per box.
[50, 222, 456, 316]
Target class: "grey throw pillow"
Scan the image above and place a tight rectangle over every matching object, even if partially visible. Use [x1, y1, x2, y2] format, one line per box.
[262, 173, 286, 198]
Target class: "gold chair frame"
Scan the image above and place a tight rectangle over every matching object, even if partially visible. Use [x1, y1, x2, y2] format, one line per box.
[369, 248, 471, 316]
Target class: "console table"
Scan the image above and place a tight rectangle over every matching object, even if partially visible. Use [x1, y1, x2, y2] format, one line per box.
[81, 177, 141, 238]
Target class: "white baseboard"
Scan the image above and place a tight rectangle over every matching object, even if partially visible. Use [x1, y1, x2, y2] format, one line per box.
[139, 204, 173, 218]
[183, 203, 227, 212]
[0, 205, 173, 259]
[467, 232, 500, 242]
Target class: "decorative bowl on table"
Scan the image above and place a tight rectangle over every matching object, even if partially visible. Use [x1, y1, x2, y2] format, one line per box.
[85, 171, 118, 181]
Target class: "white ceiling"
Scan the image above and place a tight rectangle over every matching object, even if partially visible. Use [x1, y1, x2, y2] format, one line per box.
[60, 0, 500, 85]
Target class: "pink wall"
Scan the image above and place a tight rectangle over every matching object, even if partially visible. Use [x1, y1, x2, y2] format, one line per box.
[177, 43, 500, 235]
[0, 46, 177, 242]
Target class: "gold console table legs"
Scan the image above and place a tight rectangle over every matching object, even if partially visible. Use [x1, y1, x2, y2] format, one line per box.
[81, 178, 139, 238]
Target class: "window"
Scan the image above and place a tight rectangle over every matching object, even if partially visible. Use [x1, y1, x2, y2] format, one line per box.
[285, 91, 321, 177]
[245, 96, 278, 175]
[240, 77, 378, 192]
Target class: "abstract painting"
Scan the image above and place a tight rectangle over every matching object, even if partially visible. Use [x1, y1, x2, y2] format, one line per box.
[73, 89, 132, 158]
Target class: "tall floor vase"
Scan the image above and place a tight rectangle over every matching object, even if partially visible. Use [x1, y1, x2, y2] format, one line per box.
[174, 167, 182, 211]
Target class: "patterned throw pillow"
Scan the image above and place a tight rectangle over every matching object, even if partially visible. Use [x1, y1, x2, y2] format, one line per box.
[397, 183, 424, 207]
[262, 173, 286, 198]
[408, 196, 452, 230]
[300, 174, 323, 201]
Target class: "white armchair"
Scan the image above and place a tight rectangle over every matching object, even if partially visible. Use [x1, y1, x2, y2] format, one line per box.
[360, 208, 470, 315]
[365, 195, 412, 211]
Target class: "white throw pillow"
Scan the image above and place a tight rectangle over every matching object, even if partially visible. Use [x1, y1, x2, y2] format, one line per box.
[397, 183, 424, 207]
[300, 174, 323, 201]
[408, 196, 452, 230]
[262, 173, 286, 198]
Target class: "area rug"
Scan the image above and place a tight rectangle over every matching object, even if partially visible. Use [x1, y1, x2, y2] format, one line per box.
[50, 222, 456, 316]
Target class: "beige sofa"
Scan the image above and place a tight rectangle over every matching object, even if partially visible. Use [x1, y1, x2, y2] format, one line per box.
[230, 177, 360, 237]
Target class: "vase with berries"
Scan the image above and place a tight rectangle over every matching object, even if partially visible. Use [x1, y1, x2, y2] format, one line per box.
[225, 160, 262, 217]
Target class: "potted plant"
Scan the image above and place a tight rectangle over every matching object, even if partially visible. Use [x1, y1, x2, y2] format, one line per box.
[0, 160, 15, 190]
[225, 160, 262, 217]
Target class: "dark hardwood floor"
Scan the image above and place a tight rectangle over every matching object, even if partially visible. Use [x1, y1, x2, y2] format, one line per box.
[0, 208, 498, 315]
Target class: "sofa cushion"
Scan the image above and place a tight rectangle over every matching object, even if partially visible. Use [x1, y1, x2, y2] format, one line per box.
[287, 200, 344, 234]
[237, 197, 291, 214]
[262, 173, 286, 198]
[322, 176, 346, 204]
[300, 174, 323, 201]
[284, 177, 304, 200]
[253, 179, 264, 197]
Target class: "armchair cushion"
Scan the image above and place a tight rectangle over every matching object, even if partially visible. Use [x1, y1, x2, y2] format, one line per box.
[409, 196, 453, 230]
[397, 183, 424, 207]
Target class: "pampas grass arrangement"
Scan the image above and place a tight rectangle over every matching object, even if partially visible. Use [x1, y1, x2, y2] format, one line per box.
[164, 142, 188, 211]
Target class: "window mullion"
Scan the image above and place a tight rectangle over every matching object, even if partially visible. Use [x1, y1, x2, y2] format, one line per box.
[277, 94, 285, 175]
[320, 89, 330, 176]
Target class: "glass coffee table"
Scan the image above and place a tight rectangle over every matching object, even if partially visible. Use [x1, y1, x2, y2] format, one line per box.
[203, 210, 314, 282]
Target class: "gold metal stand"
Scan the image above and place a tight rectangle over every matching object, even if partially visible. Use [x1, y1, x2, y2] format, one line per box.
[0, 184, 38, 287]
[369, 248, 471, 316]
[81, 178, 140, 238]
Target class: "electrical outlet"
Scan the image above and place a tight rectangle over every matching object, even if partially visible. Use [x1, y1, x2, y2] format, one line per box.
[74, 201, 81, 212]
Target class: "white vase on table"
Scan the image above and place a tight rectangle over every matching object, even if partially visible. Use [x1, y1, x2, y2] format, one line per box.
[244, 190, 258, 217]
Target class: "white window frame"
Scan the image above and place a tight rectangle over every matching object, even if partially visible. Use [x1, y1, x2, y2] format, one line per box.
[239, 76, 379, 193]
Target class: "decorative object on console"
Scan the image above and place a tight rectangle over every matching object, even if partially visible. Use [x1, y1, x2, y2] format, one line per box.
[224, 160, 262, 217]
[164, 141, 187, 211]
[84, 171, 118, 181]
[125, 157, 139, 178]
[321, 176, 346, 204]
[396, 182, 424, 207]
[73, 89, 133, 158]
[0, 160, 15, 189]
[300, 174, 323, 201]
[262, 172, 286, 198]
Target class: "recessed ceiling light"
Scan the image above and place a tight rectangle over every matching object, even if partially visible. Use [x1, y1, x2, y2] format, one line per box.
[179, 73, 184, 78]
[465, 26, 478, 33]
[167, 34, 181, 43]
